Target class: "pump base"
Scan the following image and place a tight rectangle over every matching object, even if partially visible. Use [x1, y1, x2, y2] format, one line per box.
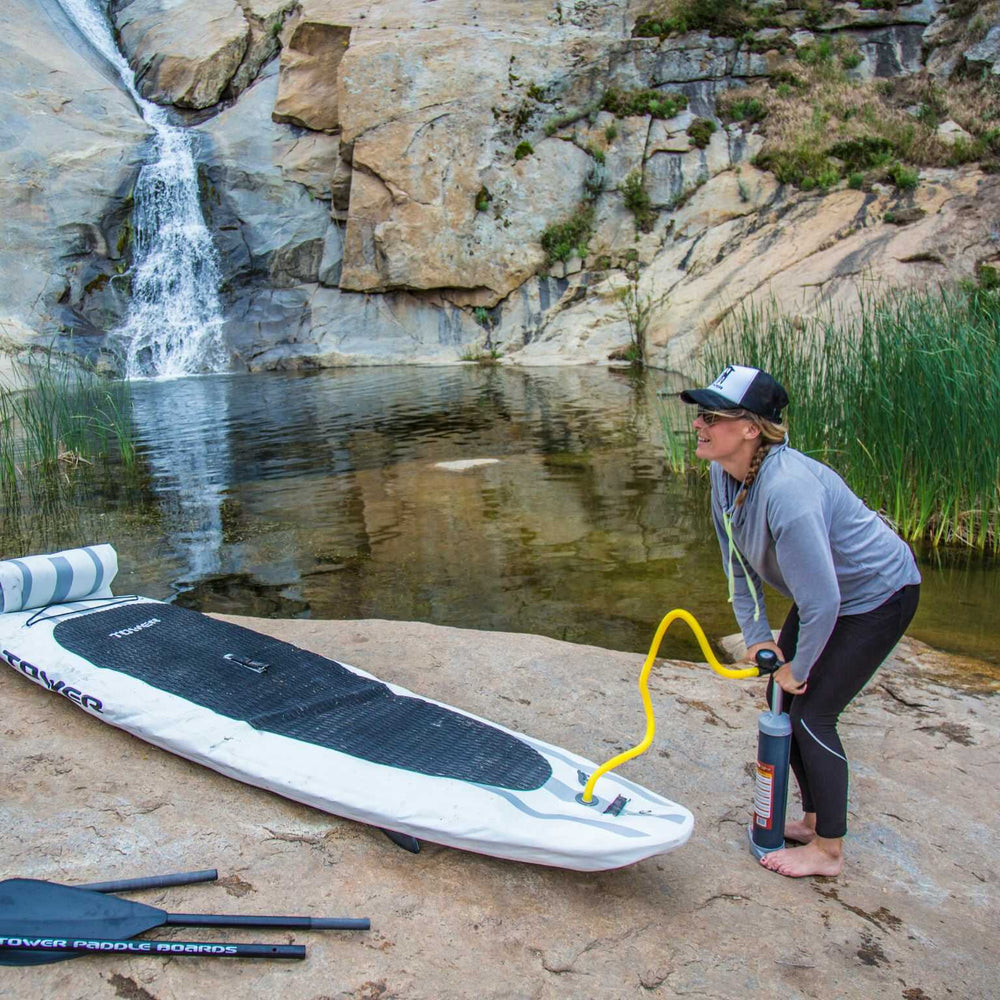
[747, 823, 784, 860]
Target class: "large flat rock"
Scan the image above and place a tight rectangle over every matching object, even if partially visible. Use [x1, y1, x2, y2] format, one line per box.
[0, 616, 995, 998]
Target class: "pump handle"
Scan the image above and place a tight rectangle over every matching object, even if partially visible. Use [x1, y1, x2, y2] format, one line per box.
[754, 649, 782, 674]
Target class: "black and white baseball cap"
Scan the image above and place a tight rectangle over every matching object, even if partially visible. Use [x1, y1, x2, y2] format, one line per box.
[680, 365, 788, 421]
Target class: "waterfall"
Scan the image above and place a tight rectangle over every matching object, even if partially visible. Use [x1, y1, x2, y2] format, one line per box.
[57, 0, 228, 379]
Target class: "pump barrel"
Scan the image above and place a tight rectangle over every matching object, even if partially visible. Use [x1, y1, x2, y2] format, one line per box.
[748, 652, 793, 859]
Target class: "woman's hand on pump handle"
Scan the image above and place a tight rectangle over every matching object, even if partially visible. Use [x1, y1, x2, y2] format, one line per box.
[772, 661, 806, 695]
[745, 641, 806, 695]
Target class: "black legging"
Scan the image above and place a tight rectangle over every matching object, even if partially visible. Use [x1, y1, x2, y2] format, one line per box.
[767, 584, 920, 839]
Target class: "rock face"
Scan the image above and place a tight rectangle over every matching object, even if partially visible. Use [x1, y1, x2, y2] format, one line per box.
[0, 615, 996, 998]
[112, 0, 250, 109]
[3, 0, 1000, 371]
[0, 0, 148, 348]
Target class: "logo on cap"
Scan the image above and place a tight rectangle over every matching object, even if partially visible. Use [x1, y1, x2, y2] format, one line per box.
[712, 365, 736, 389]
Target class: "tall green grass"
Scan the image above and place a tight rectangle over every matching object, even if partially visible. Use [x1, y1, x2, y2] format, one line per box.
[660, 284, 1000, 551]
[0, 357, 137, 503]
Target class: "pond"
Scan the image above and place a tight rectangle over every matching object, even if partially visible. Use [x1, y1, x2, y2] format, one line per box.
[5, 366, 997, 673]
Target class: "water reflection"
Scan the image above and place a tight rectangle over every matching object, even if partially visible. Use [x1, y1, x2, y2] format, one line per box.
[3, 366, 997, 670]
[131, 377, 231, 585]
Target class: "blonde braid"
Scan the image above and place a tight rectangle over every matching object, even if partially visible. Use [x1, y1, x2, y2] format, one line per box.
[733, 412, 787, 508]
[734, 443, 769, 508]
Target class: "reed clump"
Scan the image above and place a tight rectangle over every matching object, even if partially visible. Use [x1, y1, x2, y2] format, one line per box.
[660, 284, 1000, 552]
[0, 357, 136, 506]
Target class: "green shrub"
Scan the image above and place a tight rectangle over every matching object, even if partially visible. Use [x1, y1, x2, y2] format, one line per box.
[540, 206, 595, 264]
[755, 145, 838, 188]
[514, 141, 534, 161]
[886, 161, 919, 190]
[719, 95, 768, 124]
[621, 171, 655, 232]
[828, 136, 895, 172]
[848, 171, 865, 189]
[772, 66, 806, 87]
[797, 37, 835, 66]
[802, 0, 834, 30]
[633, 0, 749, 38]
[584, 161, 609, 201]
[602, 87, 687, 119]
[687, 118, 717, 149]
[604, 122, 619, 143]
[978, 264, 1000, 290]
[475, 186, 492, 212]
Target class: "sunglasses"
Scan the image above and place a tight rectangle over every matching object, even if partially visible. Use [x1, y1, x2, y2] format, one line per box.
[696, 406, 743, 425]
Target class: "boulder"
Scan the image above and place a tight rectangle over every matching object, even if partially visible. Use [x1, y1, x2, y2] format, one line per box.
[964, 25, 1000, 75]
[271, 20, 352, 131]
[112, 0, 250, 109]
[340, 118, 591, 302]
[227, 0, 298, 99]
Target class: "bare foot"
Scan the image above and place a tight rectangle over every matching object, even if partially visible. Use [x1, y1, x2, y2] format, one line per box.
[783, 818, 816, 844]
[760, 840, 843, 878]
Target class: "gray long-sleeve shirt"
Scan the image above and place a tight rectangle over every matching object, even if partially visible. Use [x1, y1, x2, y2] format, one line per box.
[710, 441, 921, 681]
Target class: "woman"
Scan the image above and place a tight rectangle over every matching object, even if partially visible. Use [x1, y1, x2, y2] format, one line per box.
[680, 365, 921, 877]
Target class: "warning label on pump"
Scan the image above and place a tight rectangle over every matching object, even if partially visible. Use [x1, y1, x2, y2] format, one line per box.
[753, 762, 775, 829]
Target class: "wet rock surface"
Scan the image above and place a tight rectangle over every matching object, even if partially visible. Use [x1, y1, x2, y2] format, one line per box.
[0, 616, 995, 999]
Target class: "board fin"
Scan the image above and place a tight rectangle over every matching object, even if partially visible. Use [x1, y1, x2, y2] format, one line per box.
[380, 828, 420, 854]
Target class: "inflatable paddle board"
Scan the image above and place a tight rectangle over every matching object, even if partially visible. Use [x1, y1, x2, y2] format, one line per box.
[0, 546, 693, 871]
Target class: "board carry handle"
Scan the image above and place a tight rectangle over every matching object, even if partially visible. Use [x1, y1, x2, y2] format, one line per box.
[76, 869, 219, 894]
[581, 608, 760, 804]
[0, 935, 305, 963]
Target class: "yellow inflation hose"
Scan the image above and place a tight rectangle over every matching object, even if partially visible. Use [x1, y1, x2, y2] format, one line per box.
[581, 608, 760, 804]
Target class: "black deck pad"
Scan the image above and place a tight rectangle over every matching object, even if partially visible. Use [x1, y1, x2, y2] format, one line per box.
[53, 604, 551, 791]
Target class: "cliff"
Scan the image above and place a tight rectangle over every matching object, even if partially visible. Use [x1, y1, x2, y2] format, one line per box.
[2, 0, 1000, 371]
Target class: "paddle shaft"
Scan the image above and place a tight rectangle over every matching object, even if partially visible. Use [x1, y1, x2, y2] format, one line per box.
[165, 913, 370, 930]
[76, 870, 219, 894]
[0, 935, 305, 961]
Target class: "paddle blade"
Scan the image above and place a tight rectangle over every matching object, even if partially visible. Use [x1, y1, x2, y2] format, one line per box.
[0, 879, 166, 939]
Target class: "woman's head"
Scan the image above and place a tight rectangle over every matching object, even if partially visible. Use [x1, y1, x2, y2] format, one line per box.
[682, 367, 788, 480]
[680, 365, 788, 423]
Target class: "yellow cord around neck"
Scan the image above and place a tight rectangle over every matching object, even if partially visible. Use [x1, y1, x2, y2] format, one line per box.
[581, 608, 759, 804]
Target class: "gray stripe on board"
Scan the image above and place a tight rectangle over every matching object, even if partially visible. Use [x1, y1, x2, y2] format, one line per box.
[50, 556, 74, 605]
[83, 546, 105, 593]
[10, 559, 34, 612]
